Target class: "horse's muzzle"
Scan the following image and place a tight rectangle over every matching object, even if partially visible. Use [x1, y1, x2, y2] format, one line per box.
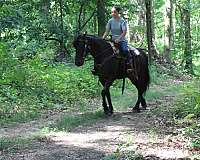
[75, 60, 84, 66]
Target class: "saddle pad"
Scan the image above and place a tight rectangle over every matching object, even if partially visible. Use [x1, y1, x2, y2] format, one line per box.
[109, 42, 119, 54]
[128, 46, 140, 56]
[109, 42, 140, 56]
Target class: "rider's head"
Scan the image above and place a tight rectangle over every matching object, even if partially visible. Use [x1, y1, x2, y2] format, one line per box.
[111, 6, 121, 18]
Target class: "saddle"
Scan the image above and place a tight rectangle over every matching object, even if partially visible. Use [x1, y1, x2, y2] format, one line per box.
[109, 42, 139, 77]
[109, 42, 140, 58]
[92, 42, 140, 77]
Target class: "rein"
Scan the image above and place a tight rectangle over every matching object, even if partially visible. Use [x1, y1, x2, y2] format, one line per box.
[88, 39, 114, 59]
[93, 46, 114, 59]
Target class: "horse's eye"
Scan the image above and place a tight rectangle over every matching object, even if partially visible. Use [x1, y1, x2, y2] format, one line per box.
[73, 42, 78, 48]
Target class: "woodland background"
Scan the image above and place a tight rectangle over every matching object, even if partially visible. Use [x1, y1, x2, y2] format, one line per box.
[0, 0, 200, 158]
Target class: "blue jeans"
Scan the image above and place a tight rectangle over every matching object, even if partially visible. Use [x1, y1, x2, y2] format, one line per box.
[119, 41, 129, 57]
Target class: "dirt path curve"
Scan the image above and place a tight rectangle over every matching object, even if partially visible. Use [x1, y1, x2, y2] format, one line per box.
[0, 95, 193, 160]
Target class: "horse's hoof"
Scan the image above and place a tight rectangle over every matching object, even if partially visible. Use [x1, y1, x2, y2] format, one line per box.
[109, 109, 113, 114]
[132, 108, 140, 113]
[141, 105, 147, 110]
[104, 109, 113, 116]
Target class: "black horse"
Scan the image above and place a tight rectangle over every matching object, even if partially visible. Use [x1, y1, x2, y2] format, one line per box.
[73, 34, 150, 115]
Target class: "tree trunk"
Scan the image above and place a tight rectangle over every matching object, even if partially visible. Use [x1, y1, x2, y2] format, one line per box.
[41, 0, 50, 17]
[59, 0, 64, 48]
[164, 0, 173, 63]
[124, 12, 130, 42]
[138, 2, 145, 42]
[145, 0, 157, 63]
[93, 15, 97, 34]
[97, 0, 106, 36]
[183, 0, 193, 74]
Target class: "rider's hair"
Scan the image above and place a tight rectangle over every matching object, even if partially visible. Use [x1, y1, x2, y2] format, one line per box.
[113, 6, 121, 14]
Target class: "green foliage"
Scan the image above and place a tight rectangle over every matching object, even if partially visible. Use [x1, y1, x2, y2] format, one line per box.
[102, 153, 144, 160]
[102, 147, 144, 160]
[0, 43, 100, 125]
[173, 81, 200, 118]
[191, 137, 200, 150]
[171, 80, 200, 152]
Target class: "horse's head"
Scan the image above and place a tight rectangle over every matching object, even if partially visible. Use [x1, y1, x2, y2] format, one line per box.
[73, 34, 89, 66]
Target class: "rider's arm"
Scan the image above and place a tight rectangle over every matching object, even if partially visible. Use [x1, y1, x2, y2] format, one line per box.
[102, 20, 111, 39]
[115, 31, 126, 42]
[102, 31, 109, 39]
[115, 20, 127, 43]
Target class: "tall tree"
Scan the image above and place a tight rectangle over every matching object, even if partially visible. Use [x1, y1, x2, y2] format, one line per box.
[183, 0, 193, 74]
[164, 0, 174, 63]
[145, 0, 157, 63]
[59, 0, 64, 48]
[97, 0, 106, 36]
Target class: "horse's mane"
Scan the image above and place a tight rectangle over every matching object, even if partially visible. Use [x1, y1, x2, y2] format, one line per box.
[86, 35, 111, 49]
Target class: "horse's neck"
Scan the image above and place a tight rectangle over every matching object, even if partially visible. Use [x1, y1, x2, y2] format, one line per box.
[90, 41, 113, 64]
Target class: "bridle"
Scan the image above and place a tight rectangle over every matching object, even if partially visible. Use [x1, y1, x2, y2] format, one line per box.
[76, 36, 115, 62]
[76, 38, 89, 59]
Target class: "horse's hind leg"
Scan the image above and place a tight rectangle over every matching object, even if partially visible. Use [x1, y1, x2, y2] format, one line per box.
[132, 89, 147, 112]
[129, 79, 141, 112]
[141, 95, 147, 109]
[132, 92, 141, 113]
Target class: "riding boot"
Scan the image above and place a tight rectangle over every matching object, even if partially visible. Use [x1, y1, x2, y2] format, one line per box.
[91, 68, 98, 75]
[91, 64, 102, 75]
[126, 53, 134, 74]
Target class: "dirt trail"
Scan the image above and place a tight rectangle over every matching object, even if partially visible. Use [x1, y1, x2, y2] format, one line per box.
[0, 92, 195, 160]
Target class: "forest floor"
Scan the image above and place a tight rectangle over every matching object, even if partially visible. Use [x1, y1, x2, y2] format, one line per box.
[0, 79, 199, 160]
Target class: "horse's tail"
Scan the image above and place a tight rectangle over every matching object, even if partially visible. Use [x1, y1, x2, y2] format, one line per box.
[143, 51, 150, 94]
[122, 77, 125, 95]
[136, 48, 151, 95]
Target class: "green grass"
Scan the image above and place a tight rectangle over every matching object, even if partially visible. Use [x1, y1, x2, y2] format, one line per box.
[102, 140, 145, 160]
[0, 125, 55, 152]
[53, 109, 105, 131]
[0, 112, 41, 127]
[109, 79, 184, 112]
[102, 153, 144, 160]
[0, 137, 32, 152]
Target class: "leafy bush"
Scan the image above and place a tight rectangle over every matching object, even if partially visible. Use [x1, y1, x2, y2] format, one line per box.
[173, 81, 200, 119]
[171, 80, 200, 151]
[0, 42, 101, 124]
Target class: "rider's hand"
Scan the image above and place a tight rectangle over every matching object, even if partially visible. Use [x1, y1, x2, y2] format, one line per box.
[115, 39, 120, 43]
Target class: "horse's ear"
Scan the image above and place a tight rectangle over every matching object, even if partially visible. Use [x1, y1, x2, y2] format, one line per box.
[83, 31, 87, 36]
[83, 32, 88, 42]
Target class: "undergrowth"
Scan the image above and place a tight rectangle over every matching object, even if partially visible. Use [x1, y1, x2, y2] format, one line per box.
[171, 80, 200, 151]
[0, 43, 100, 125]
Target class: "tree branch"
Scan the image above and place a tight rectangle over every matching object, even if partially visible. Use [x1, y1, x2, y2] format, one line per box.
[45, 37, 62, 44]
[80, 10, 96, 31]
[78, 2, 85, 32]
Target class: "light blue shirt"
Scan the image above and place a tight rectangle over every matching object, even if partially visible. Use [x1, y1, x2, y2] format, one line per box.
[106, 17, 127, 42]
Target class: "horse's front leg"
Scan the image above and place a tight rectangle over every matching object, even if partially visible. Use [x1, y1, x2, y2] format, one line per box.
[132, 93, 141, 113]
[100, 79, 109, 114]
[105, 85, 114, 115]
[100, 79, 114, 115]
[101, 88, 109, 114]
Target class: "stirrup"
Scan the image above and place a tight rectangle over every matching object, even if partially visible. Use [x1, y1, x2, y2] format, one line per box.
[127, 68, 134, 74]
[91, 69, 98, 75]
[126, 62, 134, 74]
